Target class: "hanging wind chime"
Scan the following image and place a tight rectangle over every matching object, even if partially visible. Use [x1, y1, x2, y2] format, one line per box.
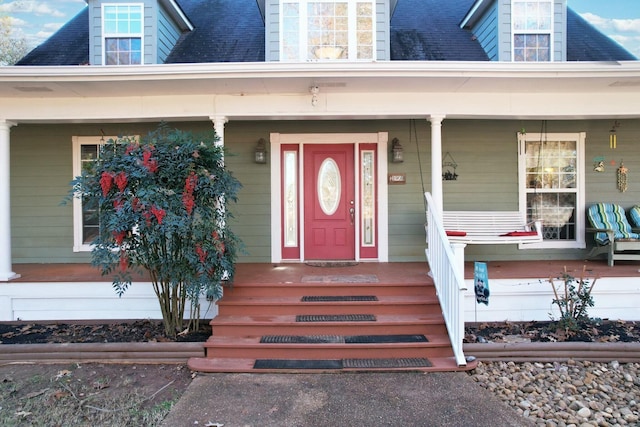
[617, 161, 628, 192]
[609, 121, 620, 149]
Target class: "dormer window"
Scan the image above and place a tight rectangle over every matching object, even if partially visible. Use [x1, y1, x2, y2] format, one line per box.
[512, 0, 552, 61]
[102, 3, 143, 65]
[280, 0, 375, 62]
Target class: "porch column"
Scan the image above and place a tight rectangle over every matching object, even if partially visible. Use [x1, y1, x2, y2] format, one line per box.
[428, 115, 445, 211]
[0, 120, 19, 281]
[210, 116, 228, 152]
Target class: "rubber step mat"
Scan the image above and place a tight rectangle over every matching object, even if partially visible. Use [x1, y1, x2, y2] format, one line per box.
[295, 314, 376, 322]
[253, 359, 343, 369]
[253, 358, 432, 370]
[343, 358, 432, 368]
[260, 335, 343, 344]
[259, 334, 428, 344]
[345, 334, 428, 343]
[301, 295, 378, 302]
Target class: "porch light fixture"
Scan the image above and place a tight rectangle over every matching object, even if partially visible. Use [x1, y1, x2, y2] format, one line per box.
[254, 138, 267, 164]
[391, 138, 404, 163]
[609, 121, 620, 149]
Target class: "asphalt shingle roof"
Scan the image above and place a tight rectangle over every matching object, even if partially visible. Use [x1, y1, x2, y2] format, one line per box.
[566, 8, 636, 61]
[16, 8, 89, 66]
[15, 0, 637, 66]
[390, 0, 489, 61]
[165, 0, 265, 63]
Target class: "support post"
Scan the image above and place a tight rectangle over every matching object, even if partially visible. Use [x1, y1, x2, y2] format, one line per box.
[210, 116, 228, 152]
[429, 115, 445, 212]
[0, 120, 19, 281]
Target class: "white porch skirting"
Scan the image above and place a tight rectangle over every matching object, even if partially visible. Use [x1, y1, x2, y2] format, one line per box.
[0, 281, 218, 322]
[0, 277, 637, 323]
[465, 277, 640, 323]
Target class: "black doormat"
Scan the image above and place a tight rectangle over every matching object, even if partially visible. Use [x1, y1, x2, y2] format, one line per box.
[253, 358, 432, 370]
[295, 314, 376, 322]
[259, 334, 428, 344]
[301, 295, 378, 302]
[253, 359, 343, 369]
[304, 261, 359, 267]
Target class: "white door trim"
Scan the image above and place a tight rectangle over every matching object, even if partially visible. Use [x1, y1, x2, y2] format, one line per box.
[270, 132, 389, 263]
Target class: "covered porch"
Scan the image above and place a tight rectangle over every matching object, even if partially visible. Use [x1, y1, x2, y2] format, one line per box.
[4, 259, 639, 323]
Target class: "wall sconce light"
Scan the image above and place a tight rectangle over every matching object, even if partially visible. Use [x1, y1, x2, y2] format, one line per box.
[391, 138, 404, 163]
[609, 120, 620, 149]
[254, 138, 267, 164]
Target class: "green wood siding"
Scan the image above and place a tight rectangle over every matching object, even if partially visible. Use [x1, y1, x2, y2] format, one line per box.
[10, 119, 640, 264]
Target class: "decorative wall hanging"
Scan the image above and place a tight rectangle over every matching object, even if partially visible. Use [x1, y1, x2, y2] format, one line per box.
[609, 121, 620, 149]
[593, 156, 605, 172]
[617, 161, 628, 192]
[442, 152, 458, 181]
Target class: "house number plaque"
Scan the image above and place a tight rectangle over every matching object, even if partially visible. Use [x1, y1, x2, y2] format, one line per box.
[388, 173, 406, 185]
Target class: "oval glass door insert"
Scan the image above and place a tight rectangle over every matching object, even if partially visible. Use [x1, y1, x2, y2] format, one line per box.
[317, 158, 341, 215]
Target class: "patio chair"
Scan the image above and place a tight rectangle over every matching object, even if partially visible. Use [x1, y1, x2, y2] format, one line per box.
[586, 203, 640, 266]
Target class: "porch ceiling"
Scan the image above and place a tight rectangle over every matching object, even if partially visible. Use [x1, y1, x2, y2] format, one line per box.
[2, 61, 640, 121]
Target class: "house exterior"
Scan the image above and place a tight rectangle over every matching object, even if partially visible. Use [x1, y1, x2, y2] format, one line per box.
[1, 0, 639, 322]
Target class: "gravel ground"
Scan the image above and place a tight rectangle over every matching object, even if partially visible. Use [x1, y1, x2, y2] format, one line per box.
[469, 360, 640, 426]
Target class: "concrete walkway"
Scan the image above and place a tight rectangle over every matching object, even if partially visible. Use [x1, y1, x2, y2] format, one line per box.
[161, 371, 532, 427]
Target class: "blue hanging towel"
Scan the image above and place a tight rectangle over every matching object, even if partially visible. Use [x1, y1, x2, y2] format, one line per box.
[474, 262, 490, 305]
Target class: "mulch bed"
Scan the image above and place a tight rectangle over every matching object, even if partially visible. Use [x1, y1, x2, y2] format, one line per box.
[1, 319, 638, 345]
[0, 319, 211, 344]
[465, 320, 640, 344]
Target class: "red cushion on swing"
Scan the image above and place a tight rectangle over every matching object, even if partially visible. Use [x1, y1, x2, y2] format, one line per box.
[446, 230, 467, 237]
[501, 231, 538, 237]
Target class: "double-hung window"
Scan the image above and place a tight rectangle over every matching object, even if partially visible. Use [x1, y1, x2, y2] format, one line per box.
[511, 0, 552, 61]
[72, 136, 106, 251]
[280, 0, 375, 61]
[102, 3, 143, 65]
[518, 131, 586, 249]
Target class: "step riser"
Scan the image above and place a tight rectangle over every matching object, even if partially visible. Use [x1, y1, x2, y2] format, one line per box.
[190, 278, 463, 373]
[212, 324, 447, 336]
[224, 285, 433, 298]
[217, 303, 439, 316]
[204, 346, 454, 359]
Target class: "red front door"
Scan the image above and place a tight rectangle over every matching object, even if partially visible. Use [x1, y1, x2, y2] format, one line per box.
[304, 144, 355, 260]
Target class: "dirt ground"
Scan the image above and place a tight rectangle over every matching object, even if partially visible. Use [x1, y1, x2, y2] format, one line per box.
[0, 320, 203, 426]
[0, 362, 193, 426]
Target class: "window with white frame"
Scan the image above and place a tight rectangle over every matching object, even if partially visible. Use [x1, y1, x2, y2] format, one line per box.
[72, 136, 106, 251]
[102, 3, 143, 65]
[280, 0, 375, 61]
[511, 0, 552, 61]
[518, 131, 586, 249]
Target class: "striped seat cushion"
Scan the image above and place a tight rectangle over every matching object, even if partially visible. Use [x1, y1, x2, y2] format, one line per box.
[587, 203, 640, 245]
[629, 205, 640, 229]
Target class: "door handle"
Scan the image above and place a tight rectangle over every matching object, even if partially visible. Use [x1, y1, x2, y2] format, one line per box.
[349, 207, 355, 225]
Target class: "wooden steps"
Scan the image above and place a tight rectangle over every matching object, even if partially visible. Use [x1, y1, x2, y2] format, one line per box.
[188, 279, 475, 373]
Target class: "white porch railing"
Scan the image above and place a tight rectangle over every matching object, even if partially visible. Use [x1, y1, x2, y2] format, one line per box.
[424, 192, 468, 366]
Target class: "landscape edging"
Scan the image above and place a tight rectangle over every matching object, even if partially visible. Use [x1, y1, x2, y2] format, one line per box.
[1, 341, 639, 364]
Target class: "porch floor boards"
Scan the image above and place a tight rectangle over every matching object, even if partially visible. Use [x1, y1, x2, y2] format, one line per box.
[10, 258, 637, 284]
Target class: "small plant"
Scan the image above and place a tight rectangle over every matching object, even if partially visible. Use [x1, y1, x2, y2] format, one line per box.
[548, 265, 597, 333]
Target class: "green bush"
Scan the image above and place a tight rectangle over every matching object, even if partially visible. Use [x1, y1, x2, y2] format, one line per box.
[69, 124, 242, 337]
